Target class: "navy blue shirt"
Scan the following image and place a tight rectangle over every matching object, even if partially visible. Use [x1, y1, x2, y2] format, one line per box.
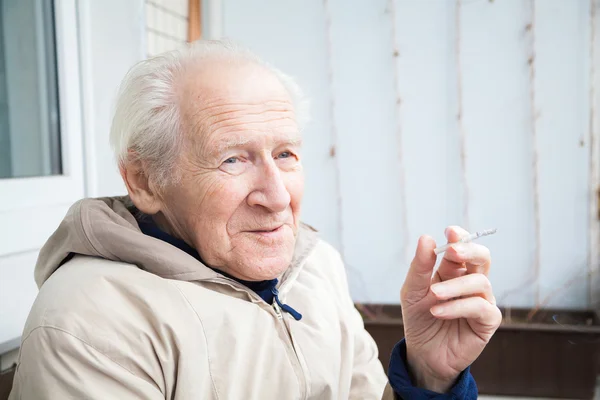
[388, 339, 478, 399]
[135, 214, 478, 399]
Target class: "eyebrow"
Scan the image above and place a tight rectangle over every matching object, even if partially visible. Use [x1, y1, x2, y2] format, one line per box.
[213, 136, 303, 155]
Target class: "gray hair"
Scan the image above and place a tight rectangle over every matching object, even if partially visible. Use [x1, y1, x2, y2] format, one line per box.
[110, 39, 309, 188]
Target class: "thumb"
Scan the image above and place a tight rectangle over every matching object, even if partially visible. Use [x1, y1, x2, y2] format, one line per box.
[402, 235, 437, 302]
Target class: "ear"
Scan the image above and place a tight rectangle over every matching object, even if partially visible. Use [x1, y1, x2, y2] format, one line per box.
[120, 158, 163, 215]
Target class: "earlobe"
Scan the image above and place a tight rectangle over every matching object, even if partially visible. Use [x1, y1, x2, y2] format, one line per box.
[120, 161, 163, 215]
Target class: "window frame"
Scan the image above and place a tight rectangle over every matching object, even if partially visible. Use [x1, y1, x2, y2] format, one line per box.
[0, 0, 85, 256]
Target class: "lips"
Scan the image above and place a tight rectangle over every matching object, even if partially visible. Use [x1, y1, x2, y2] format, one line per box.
[249, 225, 283, 234]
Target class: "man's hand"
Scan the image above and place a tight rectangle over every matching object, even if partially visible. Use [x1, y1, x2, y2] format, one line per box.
[400, 226, 502, 393]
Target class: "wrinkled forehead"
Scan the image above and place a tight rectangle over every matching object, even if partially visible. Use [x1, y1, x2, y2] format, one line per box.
[178, 61, 299, 143]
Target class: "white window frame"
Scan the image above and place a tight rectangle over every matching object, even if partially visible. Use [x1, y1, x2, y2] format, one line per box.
[0, 0, 84, 256]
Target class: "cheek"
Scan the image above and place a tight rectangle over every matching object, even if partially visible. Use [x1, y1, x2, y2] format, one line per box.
[201, 175, 252, 223]
[286, 170, 305, 213]
[173, 174, 246, 228]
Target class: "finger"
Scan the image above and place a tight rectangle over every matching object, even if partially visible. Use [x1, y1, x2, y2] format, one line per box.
[430, 273, 495, 304]
[433, 226, 471, 282]
[443, 242, 492, 276]
[445, 225, 470, 243]
[401, 235, 437, 303]
[430, 296, 502, 331]
[433, 260, 467, 283]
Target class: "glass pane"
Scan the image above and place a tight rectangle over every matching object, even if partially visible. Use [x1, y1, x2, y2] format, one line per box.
[0, 0, 61, 179]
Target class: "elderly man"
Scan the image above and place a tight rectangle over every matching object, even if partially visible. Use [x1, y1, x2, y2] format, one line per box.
[10, 40, 500, 399]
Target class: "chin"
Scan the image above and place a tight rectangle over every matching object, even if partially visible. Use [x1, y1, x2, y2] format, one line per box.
[229, 232, 296, 280]
[237, 253, 293, 281]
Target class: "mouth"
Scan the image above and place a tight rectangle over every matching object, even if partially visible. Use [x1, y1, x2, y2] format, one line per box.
[248, 225, 285, 236]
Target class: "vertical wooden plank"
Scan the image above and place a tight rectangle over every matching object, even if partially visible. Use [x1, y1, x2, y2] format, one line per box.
[387, 0, 410, 267]
[527, 0, 541, 306]
[446, 0, 467, 238]
[460, 0, 535, 307]
[534, 0, 589, 309]
[455, 0, 470, 231]
[589, 0, 600, 310]
[325, 0, 400, 302]
[392, 0, 459, 282]
[322, 0, 345, 262]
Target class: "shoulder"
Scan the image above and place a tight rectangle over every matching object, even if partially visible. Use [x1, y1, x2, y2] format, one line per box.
[31, 256, 184, 322]
[21, 256, 194, 371]
[28, 255, 189, 329]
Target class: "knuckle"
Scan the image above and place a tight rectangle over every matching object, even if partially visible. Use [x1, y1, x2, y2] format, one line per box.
[490, 295, 497, 306]
[471, 244, 491, 261]
[482, 246, 491, 260]
[471, 273, 491, 287]
[475, 297, 488, 314]
[492, 305, 503, 326]
[481, 276, 492, 292]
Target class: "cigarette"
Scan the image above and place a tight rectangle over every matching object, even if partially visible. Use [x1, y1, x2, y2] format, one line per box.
[433, 228, 497, 255]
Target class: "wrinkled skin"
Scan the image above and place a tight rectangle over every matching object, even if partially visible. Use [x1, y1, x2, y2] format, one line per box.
[401, 226, 502, 392]
[124, 60, 304, 281]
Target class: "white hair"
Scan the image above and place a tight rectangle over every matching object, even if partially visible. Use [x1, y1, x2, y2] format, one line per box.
[110, 39, 309, 188]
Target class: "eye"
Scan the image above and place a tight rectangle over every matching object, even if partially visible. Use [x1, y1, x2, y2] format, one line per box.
[277, 152, 292, 159]
[219, 155, 248, 175]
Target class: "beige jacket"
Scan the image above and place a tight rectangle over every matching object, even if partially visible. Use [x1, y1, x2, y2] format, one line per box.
[10, 197, 395, 399]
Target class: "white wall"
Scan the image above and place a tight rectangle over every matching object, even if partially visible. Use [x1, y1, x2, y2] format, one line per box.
[222, 0, 600, 308]
[78, 0, 146, 197]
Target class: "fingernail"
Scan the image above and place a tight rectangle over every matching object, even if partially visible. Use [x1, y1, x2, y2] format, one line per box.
[431, 306, 445, 316]
[430, 284, 446, 296]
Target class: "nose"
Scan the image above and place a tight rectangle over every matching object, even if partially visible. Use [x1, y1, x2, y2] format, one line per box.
[247, 158, 291, 213]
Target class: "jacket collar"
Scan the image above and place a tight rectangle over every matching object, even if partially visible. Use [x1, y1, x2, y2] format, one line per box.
[35, 196, 319, 293]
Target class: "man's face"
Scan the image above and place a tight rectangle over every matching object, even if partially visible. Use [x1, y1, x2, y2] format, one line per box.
[158, 62, 304, 281]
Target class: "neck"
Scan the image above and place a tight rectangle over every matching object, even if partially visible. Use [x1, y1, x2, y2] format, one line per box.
[152, 212, 193, 246]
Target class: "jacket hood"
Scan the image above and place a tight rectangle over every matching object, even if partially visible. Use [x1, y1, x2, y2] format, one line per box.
[35, 196, 319, 288]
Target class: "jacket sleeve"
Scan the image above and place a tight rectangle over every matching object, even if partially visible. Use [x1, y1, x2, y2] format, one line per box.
[9, 326, 164, 400]
[387, 339, 478, 399]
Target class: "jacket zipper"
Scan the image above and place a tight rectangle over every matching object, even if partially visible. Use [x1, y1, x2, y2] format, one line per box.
[273, 299, 283, 319]
[205, 277, 308, 399]
[272, 298, 307, 398]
